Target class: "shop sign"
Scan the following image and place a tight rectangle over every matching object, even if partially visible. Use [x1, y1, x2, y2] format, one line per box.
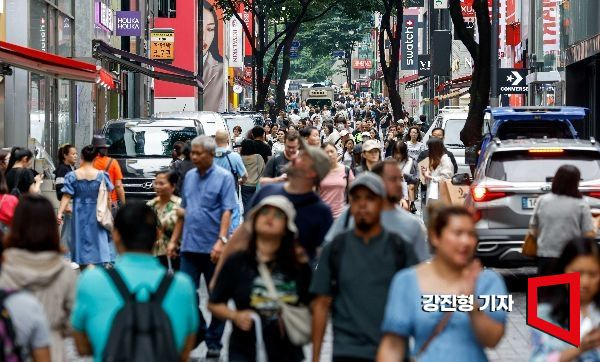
[96, 2, 114, 32]
[565, 33, 600, 66]
[418, 54, 431, 76]
[115, 11, 141, 37]
[229, 16, 244, 68]
[150, 29, 174, 60]
[498, 68, 528, 94]
[352, 59, 372, 69]
[404, 0, 424, 7]
[434, 0, 448, 9]
[542, 0, 560, 55]
[401, 15, 418, 70]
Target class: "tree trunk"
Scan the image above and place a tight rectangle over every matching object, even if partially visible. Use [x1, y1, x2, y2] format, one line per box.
[449, 0, 491, 147]
[275, 31, 296, 112]
[378, 0, 403, 120]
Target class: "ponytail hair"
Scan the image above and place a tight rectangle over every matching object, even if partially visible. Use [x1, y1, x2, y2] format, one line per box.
[6, 147, 33, 173]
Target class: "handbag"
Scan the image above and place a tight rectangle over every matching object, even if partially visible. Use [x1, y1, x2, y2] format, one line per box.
[257, 262, 311, 346]
[96, 173, 114, 231]
[410, 312, 453, 361]
[521, 231, 537, 257]
[0, 194, 18, 226]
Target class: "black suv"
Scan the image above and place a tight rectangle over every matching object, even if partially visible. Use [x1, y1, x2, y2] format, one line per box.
[100, 118, 204, 200]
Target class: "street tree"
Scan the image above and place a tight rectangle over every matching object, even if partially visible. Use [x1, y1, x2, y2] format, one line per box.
[449, 0, 491, 148]
[214, 0, 340, 111]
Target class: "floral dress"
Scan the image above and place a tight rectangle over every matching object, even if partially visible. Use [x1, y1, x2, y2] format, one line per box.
[147, 196, 182, 256]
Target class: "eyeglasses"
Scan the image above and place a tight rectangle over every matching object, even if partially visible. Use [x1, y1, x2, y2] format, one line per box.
[258, 207, 286, 220]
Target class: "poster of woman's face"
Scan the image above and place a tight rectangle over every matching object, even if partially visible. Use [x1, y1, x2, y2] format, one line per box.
[202, 0, 225, 112]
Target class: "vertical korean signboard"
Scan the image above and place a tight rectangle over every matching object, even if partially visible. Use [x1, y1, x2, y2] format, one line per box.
[401, 15, 418, 70]
[229, 16, 244, 68]
[542, 0, 560, 55]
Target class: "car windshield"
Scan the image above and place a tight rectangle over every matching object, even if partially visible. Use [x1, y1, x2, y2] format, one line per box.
[444, 119, 466, 147]
[106, 125, 198, 157]
[486, 150, 600, 182]
[495, 120, 572, 139]
[225, 116, 261, 139]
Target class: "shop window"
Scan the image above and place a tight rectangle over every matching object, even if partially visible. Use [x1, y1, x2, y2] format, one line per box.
[30, 74, 47, 149]
[58, 14, 73, 57]
[158, 0, 176, 18]
[58, 80, 72, 146]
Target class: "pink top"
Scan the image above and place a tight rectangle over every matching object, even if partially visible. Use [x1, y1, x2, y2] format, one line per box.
[319, 165, 355, 219]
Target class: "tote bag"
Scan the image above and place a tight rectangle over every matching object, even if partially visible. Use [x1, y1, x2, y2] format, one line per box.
[97, 173, 114, 231]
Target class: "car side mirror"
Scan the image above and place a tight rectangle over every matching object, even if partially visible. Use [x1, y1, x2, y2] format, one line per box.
[452, 173, 472, 186]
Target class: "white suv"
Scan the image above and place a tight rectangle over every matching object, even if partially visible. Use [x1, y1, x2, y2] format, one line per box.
[423, 107, 471, 175]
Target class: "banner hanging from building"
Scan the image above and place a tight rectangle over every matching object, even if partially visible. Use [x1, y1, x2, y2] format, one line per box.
[229, 16, 244, 68]
[401, 15, 418, 70]
[542, 0, 560, 55]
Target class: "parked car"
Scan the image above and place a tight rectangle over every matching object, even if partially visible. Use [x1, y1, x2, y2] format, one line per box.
[155, 111, 228, 137]
[475, 106, 588, 166]
[453, 137, 600, 267]
[423, 106, 472, 175]
[222, 112, 264, 141]
[100, 118, 205, 200]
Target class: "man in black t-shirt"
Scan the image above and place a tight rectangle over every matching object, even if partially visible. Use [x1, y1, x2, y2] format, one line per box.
[251, 126, 272, 163]
[259, 131, 300, 185]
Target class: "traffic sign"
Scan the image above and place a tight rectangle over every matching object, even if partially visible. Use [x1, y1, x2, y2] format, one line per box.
[290, 50, 299, 59]
[332, 50, 346, 58]
[291, 41, 300, 49]
[498, 68, 528, 94]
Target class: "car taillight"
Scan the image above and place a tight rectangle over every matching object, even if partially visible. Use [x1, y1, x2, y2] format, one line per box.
[528, 148, 564, 154]
[587, 192, 600, 199]
[471, 186, 508, 202]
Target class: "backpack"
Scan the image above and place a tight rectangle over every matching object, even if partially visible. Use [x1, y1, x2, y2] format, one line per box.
[328, 231, 410, 294]
[0, 290, 23, 362]
[102, 269, 178, 362]
[217, 150, 240, 195]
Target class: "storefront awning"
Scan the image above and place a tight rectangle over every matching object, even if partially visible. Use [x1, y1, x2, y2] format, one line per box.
[436, 75, 472, 92]
[405, 76, 429, 89]
[0, 41, 116, 89]
[397, 73, 419, 84]
[92, 40, 204, 89]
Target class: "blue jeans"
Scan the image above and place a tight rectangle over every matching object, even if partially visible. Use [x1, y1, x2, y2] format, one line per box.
[240, 185, 257, 214]
[180, 251, 225, 351]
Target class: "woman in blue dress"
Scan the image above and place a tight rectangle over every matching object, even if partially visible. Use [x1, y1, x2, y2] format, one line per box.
[377, 205, 507, 361]
[57, 145, 114, 268]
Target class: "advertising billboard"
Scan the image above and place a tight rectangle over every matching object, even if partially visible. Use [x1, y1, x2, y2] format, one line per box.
[203, 0, 226, 112]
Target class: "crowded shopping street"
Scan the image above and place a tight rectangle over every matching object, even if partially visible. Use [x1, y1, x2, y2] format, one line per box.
[0, 0, 599, 361]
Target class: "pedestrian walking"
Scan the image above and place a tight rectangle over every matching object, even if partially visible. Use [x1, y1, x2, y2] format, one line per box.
[260, 130, 300, 185]
[5, 147, 42, 195]
[271, 129, 286, 155]
[354, 139, 382, 175]
[174, 141, 194, 195]
[340, 138, 355, 170]
[325, 160, 428, 261]
[57, 145, 115, 269]
[319, 142, 354, 219]
[147, 171, 182, 270]
[71, 203, 198, 361]
[311, 172, 418, 361]
[214, 129, 248, 231]
[251, 126, 273, 163]
[0, 194, 77, 361]
[208, 196, 312, 362]
[529, 238, 600, 361]
[91, 135, 126, 211]
[240, 139, 265, 213]
[301, 126, 321, 147]
[404, 126, 424, 161]
[166, 135, 238, 359]
[377, 205, 507, 361]
[170, 141, 186, 170]
[220, 141, 332, 266]
[232, 125, 243, 144]
[55, 144, 77, 258]
[528, 165, 596, 276]
[422, 137, 454, 205]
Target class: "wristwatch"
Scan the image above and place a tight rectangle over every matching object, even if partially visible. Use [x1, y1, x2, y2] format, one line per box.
[219, 235, 229, 244]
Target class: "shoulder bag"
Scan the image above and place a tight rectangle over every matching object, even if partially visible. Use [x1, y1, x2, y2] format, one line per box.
[410, 311, 453, 361]
[257, 262, 311, 346]
[521, 232, 537, 257]
[96, 172, 114, 231]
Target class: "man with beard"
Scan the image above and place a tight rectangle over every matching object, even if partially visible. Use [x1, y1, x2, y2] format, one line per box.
[310, 172, 418, 362]
[324, 159, 429, 261]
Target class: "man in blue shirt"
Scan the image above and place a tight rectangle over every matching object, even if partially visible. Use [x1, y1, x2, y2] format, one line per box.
[168, 135, 237, 359]
[213, 129, 247, 229]
[72, 203, 198, 362]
